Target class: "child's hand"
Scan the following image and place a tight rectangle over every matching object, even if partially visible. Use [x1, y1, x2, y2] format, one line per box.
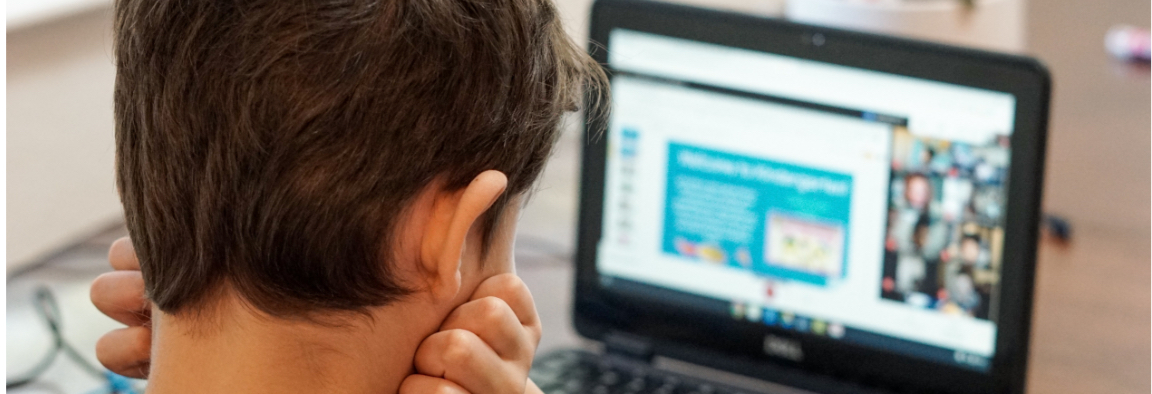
[402, 274, 544, 394]
[90, 237, 153, 378]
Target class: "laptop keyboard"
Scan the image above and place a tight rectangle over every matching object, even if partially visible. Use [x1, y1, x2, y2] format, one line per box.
[531, 350, 766, 394]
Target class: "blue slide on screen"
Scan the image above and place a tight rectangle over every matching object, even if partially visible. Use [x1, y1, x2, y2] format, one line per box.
[661, 142, 853, 286]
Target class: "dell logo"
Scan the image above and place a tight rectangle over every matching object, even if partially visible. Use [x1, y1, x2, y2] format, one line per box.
[763, 335, 804, 362]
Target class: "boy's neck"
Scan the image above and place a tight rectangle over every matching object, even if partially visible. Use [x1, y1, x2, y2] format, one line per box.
[145, 292, 442, 394]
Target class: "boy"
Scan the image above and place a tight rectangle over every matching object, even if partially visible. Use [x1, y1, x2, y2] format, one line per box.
[91, 0, 604, 392]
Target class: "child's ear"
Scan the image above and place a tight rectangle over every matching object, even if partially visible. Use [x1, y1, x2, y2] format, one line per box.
[419, 170, 507, 301]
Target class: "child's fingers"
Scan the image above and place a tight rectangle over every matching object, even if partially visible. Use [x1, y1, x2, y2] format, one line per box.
[440, 296, 532, 363]
[90, 271, 151, 326]
[95, 326, 152, 378]
[413, 329, 523, 394]
[108, 237, 141, 271]
[469, 274, 541, 344]
[399, 374, 470, 394]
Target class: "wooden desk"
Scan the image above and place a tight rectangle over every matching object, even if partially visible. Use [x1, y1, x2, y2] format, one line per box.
[1022, 0, 1150, 392]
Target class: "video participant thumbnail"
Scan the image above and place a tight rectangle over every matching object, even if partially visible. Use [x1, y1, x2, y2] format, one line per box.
[879, 127, 1008, 320]
[661, 143, 853, 286]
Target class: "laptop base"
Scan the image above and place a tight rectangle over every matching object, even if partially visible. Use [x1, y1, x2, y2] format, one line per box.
[531, 349, 776, 394]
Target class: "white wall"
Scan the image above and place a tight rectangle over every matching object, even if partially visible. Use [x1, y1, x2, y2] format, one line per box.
[7, 7, 123, 272]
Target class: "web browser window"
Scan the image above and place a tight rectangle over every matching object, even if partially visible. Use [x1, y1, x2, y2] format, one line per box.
[596, 30, 1016, 372]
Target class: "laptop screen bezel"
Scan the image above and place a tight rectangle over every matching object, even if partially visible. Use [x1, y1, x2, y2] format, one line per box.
[572, 1, 1051, 393]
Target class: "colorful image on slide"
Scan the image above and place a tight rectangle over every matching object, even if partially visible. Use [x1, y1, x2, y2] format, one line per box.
[661, 142, 852, 286]
[765, 212, 845, 278]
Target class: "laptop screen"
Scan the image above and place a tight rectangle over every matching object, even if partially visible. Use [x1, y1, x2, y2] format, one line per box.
[596, 29, 1017, 372]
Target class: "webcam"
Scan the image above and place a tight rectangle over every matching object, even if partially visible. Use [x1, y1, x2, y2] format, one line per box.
[807, 32, 826, 47]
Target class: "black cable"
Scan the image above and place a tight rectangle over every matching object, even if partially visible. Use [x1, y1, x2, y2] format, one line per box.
[1043, 214, 1073, 242]
[7, 286, 107, 389]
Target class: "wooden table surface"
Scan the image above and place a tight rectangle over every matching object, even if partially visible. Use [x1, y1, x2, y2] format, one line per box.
[1019, 0, 1149, 392]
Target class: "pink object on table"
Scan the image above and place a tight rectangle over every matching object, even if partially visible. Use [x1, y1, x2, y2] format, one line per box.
[1105, 25, 1151, 62]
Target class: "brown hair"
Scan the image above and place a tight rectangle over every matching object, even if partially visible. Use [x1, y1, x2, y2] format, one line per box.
[113, 0, 605, 317]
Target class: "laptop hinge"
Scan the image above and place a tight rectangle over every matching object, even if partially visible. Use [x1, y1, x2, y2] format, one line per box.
[604, 331, 655, 363]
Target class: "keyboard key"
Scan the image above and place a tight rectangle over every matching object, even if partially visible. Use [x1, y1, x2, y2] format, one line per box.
[599, 371, 621, 386]
[624, 377, 647, 392]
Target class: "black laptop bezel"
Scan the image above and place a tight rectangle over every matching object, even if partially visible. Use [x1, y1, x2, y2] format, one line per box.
[572, 1, 1050, 393]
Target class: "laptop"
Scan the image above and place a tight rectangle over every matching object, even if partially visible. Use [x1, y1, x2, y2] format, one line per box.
[529, 1, 1050, 393]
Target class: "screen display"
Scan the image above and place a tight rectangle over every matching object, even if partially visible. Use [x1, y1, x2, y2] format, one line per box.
[596, 30, 1017, 372]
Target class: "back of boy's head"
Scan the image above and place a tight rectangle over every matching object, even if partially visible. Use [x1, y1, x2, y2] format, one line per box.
[113, 0, 605, 317]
